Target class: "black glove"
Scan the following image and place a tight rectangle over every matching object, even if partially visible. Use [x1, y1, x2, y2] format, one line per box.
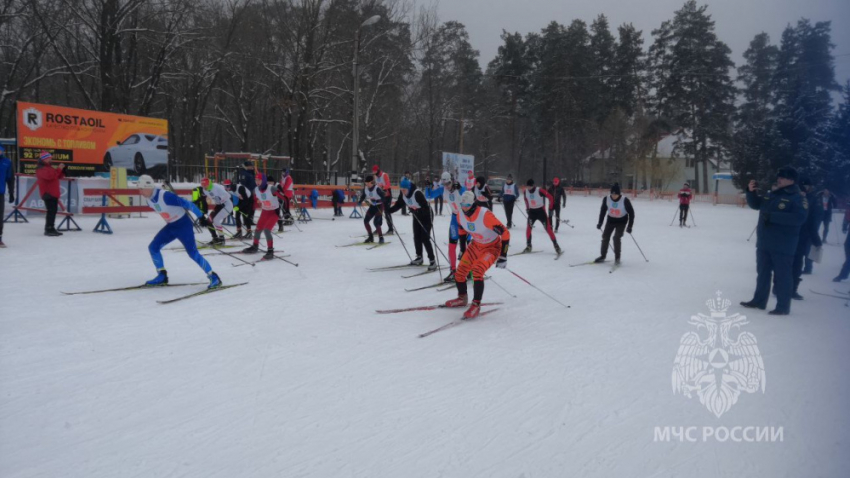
[198, 216, 210, 227]
[626, 226, 632, 234]
[597, 223, 602, 230]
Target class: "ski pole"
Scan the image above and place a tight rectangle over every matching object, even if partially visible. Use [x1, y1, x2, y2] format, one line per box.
[506, 269, 569, 309]
[386, 208, 413, 261]
[669, 207, 679, 226]
[489, 275, 517, 298]
[211, 245, 255, 266]
[629, 233, 649, 262]
[747, 225, 757, 242]
[413, 209, 449, 265]
[688, 207, 697, 227]
[561, 219, 575, 229]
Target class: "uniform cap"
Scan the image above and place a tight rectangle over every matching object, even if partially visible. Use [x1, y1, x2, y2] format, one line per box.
[137, 175, 155, 189]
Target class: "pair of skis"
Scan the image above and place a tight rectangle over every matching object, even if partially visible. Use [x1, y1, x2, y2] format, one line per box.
[62, 281, 248, 304]
[376, 302, 504, 338]
[569, 259, 619, 273]
[232, 254, 294, 267]
[510, 249, 564, 260]
[337, 241, 391, 250]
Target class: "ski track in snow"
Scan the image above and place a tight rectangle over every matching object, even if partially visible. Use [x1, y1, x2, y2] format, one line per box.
[1, 196, 849, 477]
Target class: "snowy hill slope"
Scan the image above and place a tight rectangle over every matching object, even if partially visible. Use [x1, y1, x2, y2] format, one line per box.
[1, 196, 848, 477]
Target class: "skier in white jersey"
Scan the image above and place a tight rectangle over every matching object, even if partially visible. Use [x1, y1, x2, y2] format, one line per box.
[137, 175, 222, 289]
[522, 178, 561, 255]
[388, 177, 437, 270]
[358, 174, 387, 243]
[595, 183, 635, 265]
[200, 177, 234, 245]
[439, 171, 468, 282]
[242, 172, 287, 260]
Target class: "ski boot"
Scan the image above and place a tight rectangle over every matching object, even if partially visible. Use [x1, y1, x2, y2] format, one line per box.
[379, 236, 385, 244]
[277, 223, 284, 232]
[463, 301, 481, 319]
[242, 244, 259, 254]
[245, 230, 253, 240]
[263, 248, 275, 261]
[443, 270, 456, 283]
[593, 256, 606, 263]
[444, 295, 468, 308]
[522, 244, 532, 254]
[212, 236, 226, 246]
[146, 269, 168, 286]
[791, 292, 804, 300]
[615, 256, 621, 265]
[427, 260, 438, 272]
[45, 228, 63, 237]
[386, 229, 395, 236]
[207, 272, 222, 289]
[410, 256, 424, 266]
[554, 244, 562, 255]
[364, 235, 375, 244]
[233, 230, 243, 239]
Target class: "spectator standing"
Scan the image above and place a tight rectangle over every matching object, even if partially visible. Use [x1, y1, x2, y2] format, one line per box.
[36, 151, 65, 237]
[0, 145, 14, 247]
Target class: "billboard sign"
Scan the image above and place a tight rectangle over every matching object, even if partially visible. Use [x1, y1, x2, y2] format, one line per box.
[16, 101, 169, 177]
[441, 152, 475, 182]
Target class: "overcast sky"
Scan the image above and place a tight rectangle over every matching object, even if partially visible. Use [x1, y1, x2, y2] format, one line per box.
[436, 0, 850, 86]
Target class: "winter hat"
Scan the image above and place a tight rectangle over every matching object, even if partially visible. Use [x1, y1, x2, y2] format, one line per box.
[440, 171, 452, 184]
[799, 176, 812, 187]
[400, 177, 412, 190]
[223, 179, 232, 187]
[460, 190, 476, 208]
[467, 170, 474, 178]
[776, 166, 798, 182]
[610, 183, 621, 196]
[553, 177, 560, 186]
[476, 176, 486, 186]
[137, 175, 155, 189]
[40, 151, 53, 162]
[684, 181, 690, 187]
[372, 165, 380, 173]
[365, 174, 374, 183]
[255, 172, 264, 183]
[201, 178, 212, 190]
[526, 179, 535, 187]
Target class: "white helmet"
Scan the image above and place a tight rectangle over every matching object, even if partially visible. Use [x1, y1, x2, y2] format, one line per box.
[460, 190, 476, 208]
[138, 175, 155, 189]
[440, 171, 452, 185]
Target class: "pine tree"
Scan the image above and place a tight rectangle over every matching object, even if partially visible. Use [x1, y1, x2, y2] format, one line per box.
[730, 33, 778, 190]
[649, 1, 736, 192]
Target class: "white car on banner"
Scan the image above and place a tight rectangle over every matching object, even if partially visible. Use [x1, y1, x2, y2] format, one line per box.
[104, 133, 168, 176]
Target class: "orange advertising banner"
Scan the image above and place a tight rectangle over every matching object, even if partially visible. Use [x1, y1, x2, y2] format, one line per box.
[16, 101, 169, 177]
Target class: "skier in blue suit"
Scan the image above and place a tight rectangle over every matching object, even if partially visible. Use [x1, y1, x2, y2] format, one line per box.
[137, 175, 222, 289]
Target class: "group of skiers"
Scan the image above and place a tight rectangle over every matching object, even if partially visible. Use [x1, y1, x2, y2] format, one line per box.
[354, 166, 637, 319]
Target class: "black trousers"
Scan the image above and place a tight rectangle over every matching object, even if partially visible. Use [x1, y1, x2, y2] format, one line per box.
[43, 195, 58, 231]
[837, 232, 850, 281]
[822, 218, 831, 242]
[382, 196, 395, 232]
[434, 195, 443, 215]
[412, 211, 435, 261]
[792, 240, 811, 292]
[235, 200, 254, 230]
[504, 200, 515, 227]
[548, 207, 561, 230]
[751, 248, 793, 313]
[601, 221, 626, 259]
[364, 204, 383, 236]
[679, 204, 689, 223]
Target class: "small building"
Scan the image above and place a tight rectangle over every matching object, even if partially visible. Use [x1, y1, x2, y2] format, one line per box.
[581, 129, 738, 196]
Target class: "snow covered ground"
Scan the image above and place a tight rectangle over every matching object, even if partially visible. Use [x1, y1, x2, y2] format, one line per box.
[1, 195, 848, 478]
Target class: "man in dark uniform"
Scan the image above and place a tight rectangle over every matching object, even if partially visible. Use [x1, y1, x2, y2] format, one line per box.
[790, 177, 823, 300]
[741, 167, 808, 315]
